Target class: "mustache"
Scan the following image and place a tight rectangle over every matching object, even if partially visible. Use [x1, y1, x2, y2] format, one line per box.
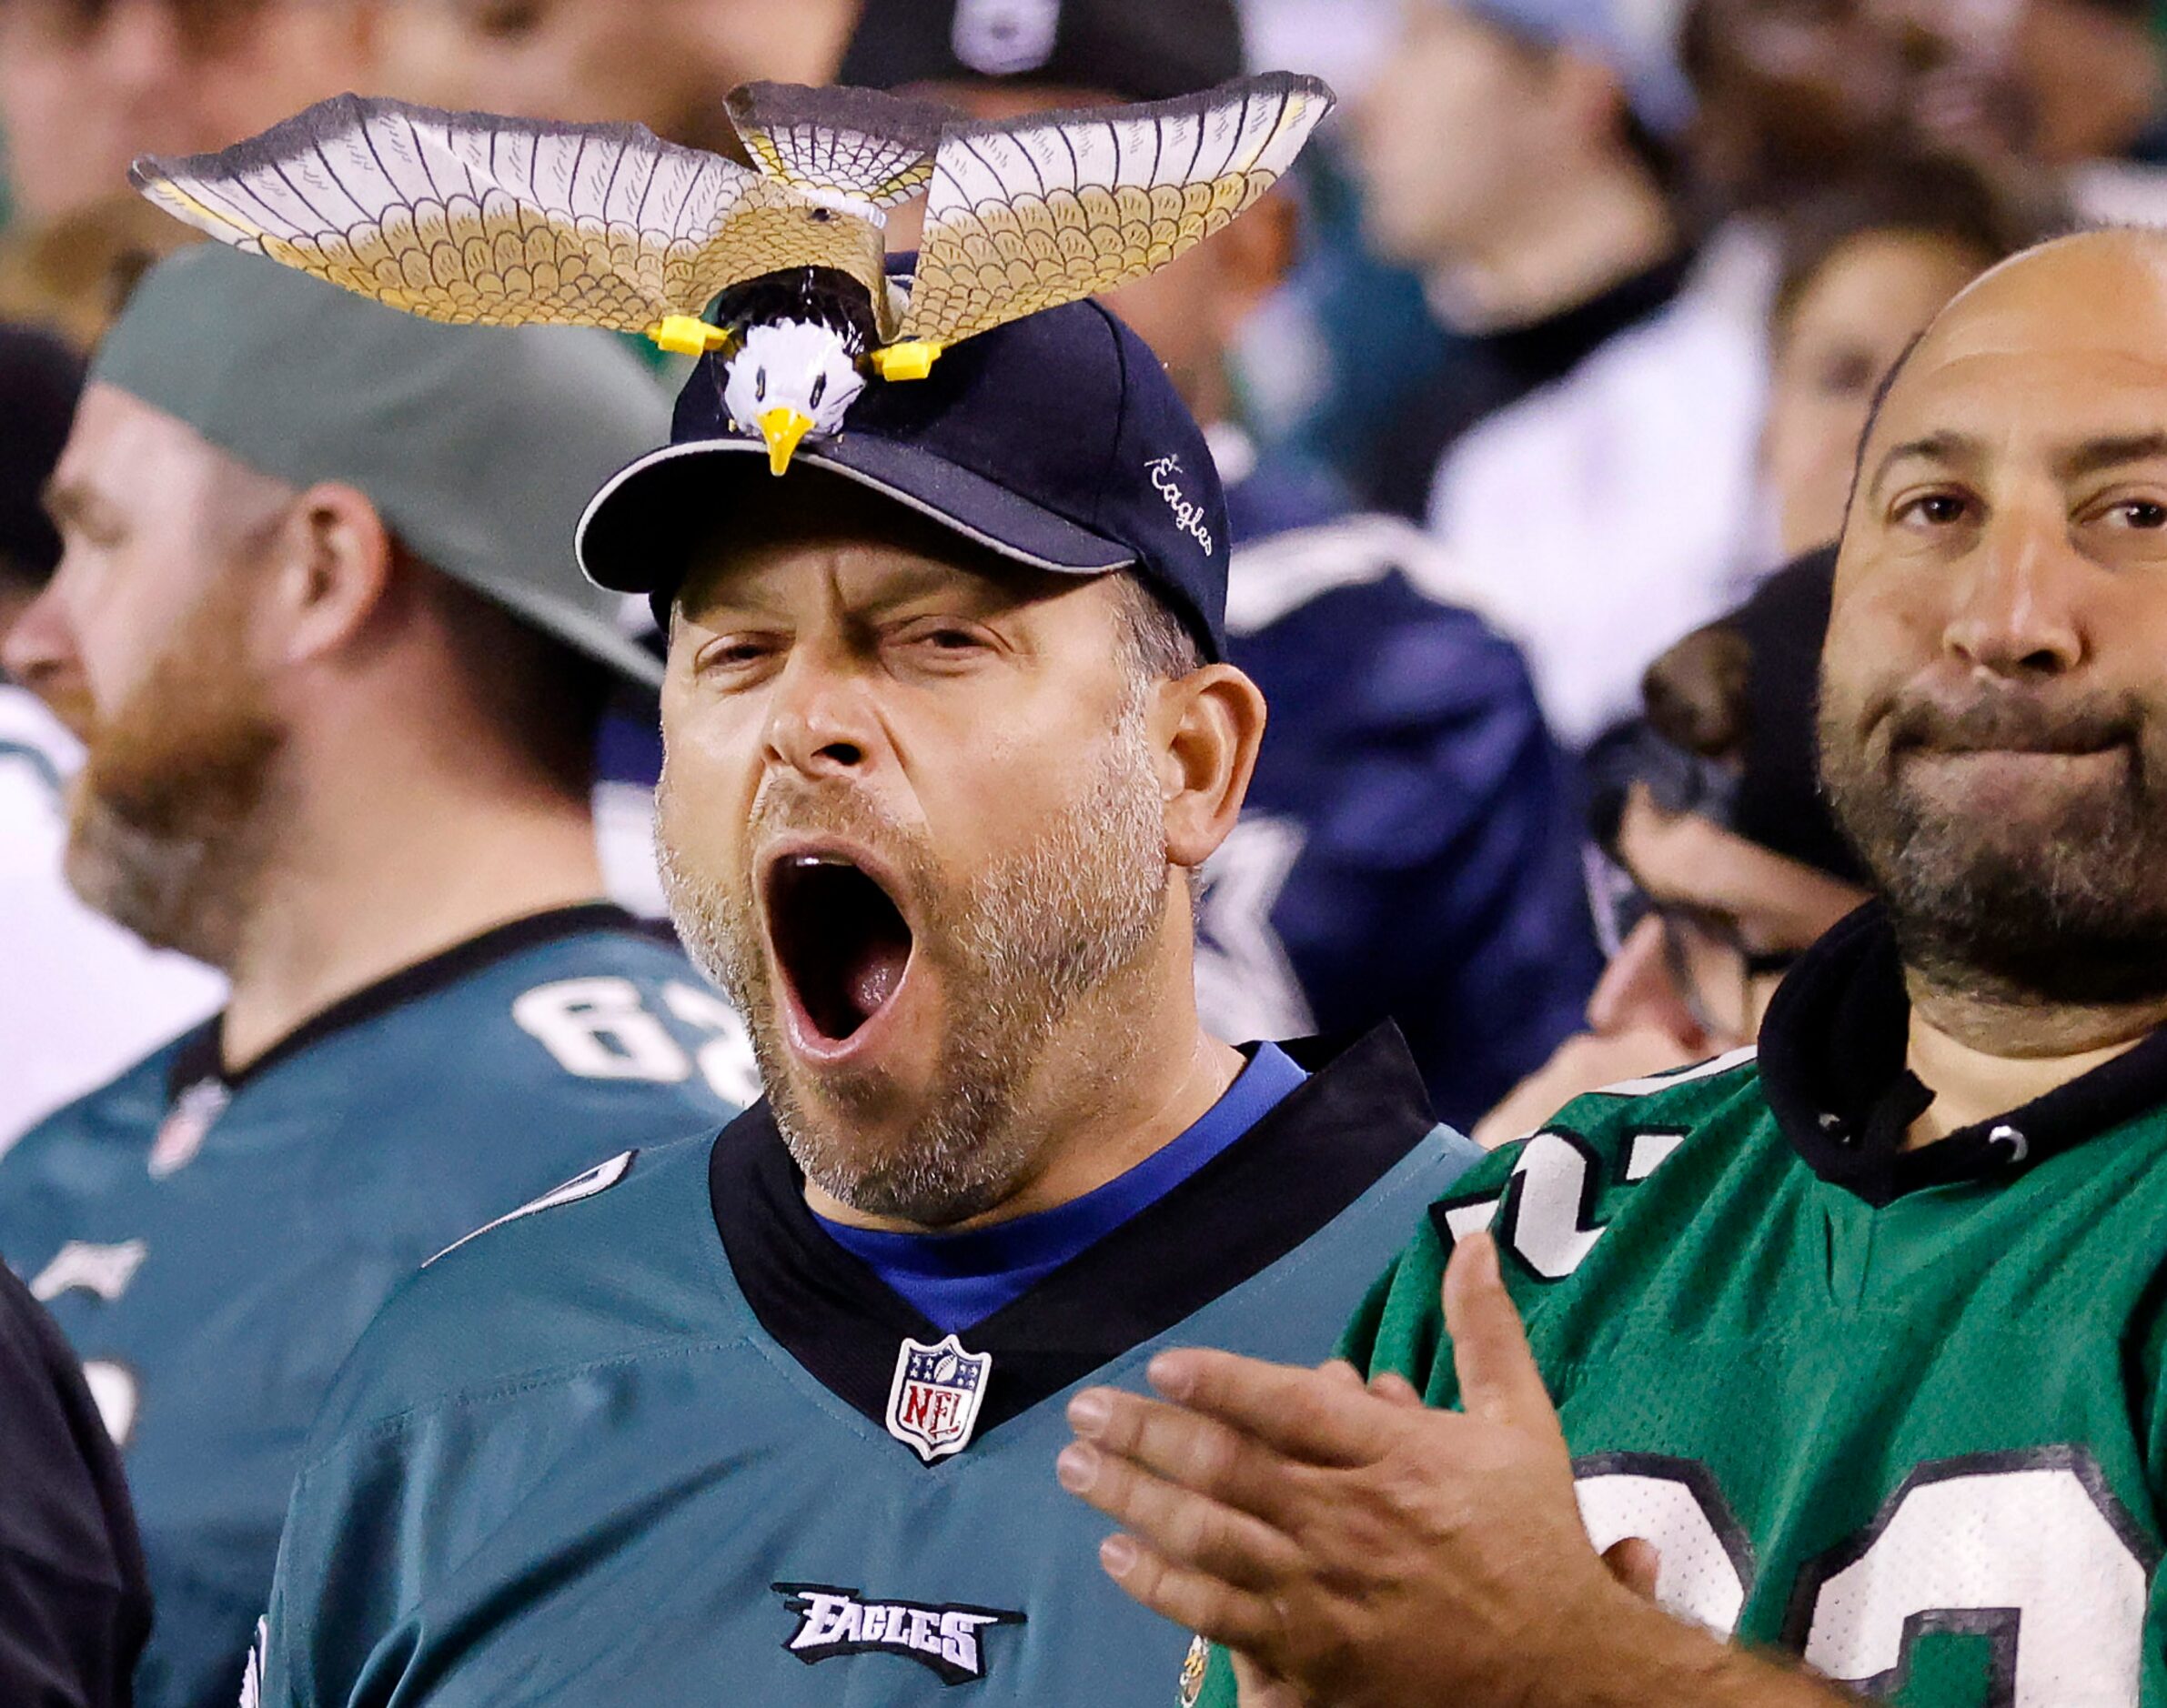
[745, 772, 912, 853]
[1878, 688, 2145, 758]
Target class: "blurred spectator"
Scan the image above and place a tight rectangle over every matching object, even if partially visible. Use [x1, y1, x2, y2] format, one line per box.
[0, 247, 748, 1708]
[1475, 545, 1869, 1145]
[0, 0, 378, 226]
[2011, 0, 2163, 167]
[1678, 0, 1926, 219]
[0, 196, 200, 352]
[1347, 0, 1693, 521]
[1325, 0, 1775, 747]
[378, 0, 859, 151]
[1760, 155, 2046, 560]
[1, 321, 221, 1147]
[0, 1262, 151, 1708]
[843, 0, 1603, 1124]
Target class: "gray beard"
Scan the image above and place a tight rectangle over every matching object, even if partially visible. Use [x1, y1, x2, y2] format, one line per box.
[659, 697, 1170, 1227]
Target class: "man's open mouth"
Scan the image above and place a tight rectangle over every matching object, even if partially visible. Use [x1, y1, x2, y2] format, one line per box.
[764, 849, 916, 1047]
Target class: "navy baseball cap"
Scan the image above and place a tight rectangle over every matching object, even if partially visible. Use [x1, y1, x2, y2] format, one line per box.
[839, 0, 1245, 104]
[577, 289, 1233, 659]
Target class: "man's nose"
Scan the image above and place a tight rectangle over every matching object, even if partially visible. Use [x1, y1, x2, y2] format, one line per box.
[1585, 915, 1708, 1053]
[2, 575, 84, 708]
[761, 647, 876, 779]
[1943, 508, 2085, 679]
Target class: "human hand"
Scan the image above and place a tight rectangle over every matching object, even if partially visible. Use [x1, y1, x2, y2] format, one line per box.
[1058, 1231, 1647, 1707]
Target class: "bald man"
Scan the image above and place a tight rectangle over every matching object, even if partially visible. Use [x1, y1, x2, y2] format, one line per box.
[1063, 226, 2167, 1707]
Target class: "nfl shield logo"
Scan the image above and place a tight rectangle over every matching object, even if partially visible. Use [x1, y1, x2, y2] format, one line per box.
[150, 1079, 230, 1179]
[885, 1333, 993, 1462]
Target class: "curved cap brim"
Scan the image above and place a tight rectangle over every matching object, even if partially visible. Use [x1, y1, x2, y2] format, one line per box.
[578, 432, 1137, 600]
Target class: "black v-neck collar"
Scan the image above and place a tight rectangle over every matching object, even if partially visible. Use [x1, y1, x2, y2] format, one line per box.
[1760, 903, 2167, 1205]
[708, 1025, 1436, 1453]
[165, 902, 670, 1101]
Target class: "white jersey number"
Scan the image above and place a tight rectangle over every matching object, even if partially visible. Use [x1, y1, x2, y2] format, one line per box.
[1572, 1449, 2152, 1703]
[512, 978, 757, 1101]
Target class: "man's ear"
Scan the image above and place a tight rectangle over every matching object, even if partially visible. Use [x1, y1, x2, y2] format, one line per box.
[264, 481, 398, 668]
[1154, 662, 1267, 870]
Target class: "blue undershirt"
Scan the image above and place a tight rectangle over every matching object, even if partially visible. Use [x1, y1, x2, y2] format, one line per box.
[812, 1041, 1308, 1332]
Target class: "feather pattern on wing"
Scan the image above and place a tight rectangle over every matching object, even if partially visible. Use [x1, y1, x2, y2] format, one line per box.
[895, 71, 1335, 347]
[129, 94, 887, 331]
[725, 82, 947, 210]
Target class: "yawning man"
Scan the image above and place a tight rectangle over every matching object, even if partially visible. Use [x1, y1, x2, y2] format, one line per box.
[249, 291, 1483, 1704]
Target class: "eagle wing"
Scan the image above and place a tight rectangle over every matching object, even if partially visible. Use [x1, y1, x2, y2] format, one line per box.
[129, 94, 887, 332]
[725, 81, 947, 210]
[894, 71, 1334, 348]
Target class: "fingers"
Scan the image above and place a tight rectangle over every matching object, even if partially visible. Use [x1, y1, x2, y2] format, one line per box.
[1368, 1369, 1423, 1406]
[1441, 1232, 1565, 1444]
[1601, 1535, 1662, 1602]
[1056, 1436, 1300, 1590]
[1142, 1348, 1398, 1468]
[1092, 1530, 1283, 1655]
[1067, 1385, 1297, 1522]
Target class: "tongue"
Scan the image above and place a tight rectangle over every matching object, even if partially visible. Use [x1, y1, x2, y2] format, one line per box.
[847, 939, 908, 1022]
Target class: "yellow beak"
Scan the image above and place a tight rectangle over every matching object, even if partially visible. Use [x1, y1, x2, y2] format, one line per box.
[758, 407, 815, 476]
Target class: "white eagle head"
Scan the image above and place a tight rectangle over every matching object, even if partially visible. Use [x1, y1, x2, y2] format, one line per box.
[722, 319, 866, 475]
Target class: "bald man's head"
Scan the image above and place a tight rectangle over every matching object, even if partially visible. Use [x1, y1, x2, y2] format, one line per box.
[1820, 228, 2167, 1007]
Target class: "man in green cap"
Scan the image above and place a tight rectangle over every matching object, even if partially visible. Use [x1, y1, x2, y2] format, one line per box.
[0, 244, 750, 1708]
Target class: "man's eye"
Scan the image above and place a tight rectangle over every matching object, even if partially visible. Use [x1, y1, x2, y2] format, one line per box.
[703, 638, 777, 671]
[1899, 493, 1969, 526]
[2112, 499, 2167, 528]
[897, 622, 986, 653]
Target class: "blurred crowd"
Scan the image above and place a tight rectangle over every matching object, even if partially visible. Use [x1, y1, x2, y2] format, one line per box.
[0, 0, 2162, 1701]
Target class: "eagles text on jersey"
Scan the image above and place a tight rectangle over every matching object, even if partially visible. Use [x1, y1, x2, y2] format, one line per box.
[259, 1028, 1481, 1704]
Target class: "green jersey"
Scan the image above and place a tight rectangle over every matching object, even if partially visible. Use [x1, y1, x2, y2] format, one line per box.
[1196, 907, 2167, 1707]
[257, 1029, 1480, 1706]
[0, 905, 748, 1708]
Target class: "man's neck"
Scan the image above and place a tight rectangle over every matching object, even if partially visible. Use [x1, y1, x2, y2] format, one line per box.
[1902, 977, 2167, 1148]
[217, 773, 605, 1072]
[1425, 163, 1678, 333]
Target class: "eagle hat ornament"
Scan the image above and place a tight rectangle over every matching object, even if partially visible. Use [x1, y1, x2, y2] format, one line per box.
[128, 73, 1335, 479]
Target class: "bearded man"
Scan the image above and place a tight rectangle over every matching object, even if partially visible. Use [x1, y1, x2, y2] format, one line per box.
[248, 291, 1483, 1707]
[1066, 225, 2167, 1708]
[0, 246, 746, 1708]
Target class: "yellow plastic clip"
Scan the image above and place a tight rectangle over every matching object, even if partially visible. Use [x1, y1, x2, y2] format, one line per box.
[648, 315, 731, 357]
[869, 339, 944, 382]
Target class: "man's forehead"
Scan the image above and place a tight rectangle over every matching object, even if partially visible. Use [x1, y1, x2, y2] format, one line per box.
[1888, 236, 2167, 403]
[677, 527, 1073, 620]
[1870, 283, 2167, 460]
[55, 383, 227, 495]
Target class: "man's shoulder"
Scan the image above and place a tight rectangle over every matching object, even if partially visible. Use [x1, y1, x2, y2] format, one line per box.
[326, 910, 757, 1121]
[6, 1032, 197, 1157]
[1430, 1049, 1768, 1222]
[305, 1131, 737, 1452]
[1227, 511, 1529, 677]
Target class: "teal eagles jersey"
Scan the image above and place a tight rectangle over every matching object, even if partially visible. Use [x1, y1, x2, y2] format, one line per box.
[258, 1029, 1478, 1705]
[1193, 905, 2167, 1708]
[0, 904, 748, 1708]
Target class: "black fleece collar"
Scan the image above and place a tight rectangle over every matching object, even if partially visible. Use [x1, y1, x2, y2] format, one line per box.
[1759, 903, 2167, 1206]
[708, 1025, 1436, 1452]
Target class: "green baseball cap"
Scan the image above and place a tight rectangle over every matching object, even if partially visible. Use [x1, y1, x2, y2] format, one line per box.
[91, 243, 669, 688]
